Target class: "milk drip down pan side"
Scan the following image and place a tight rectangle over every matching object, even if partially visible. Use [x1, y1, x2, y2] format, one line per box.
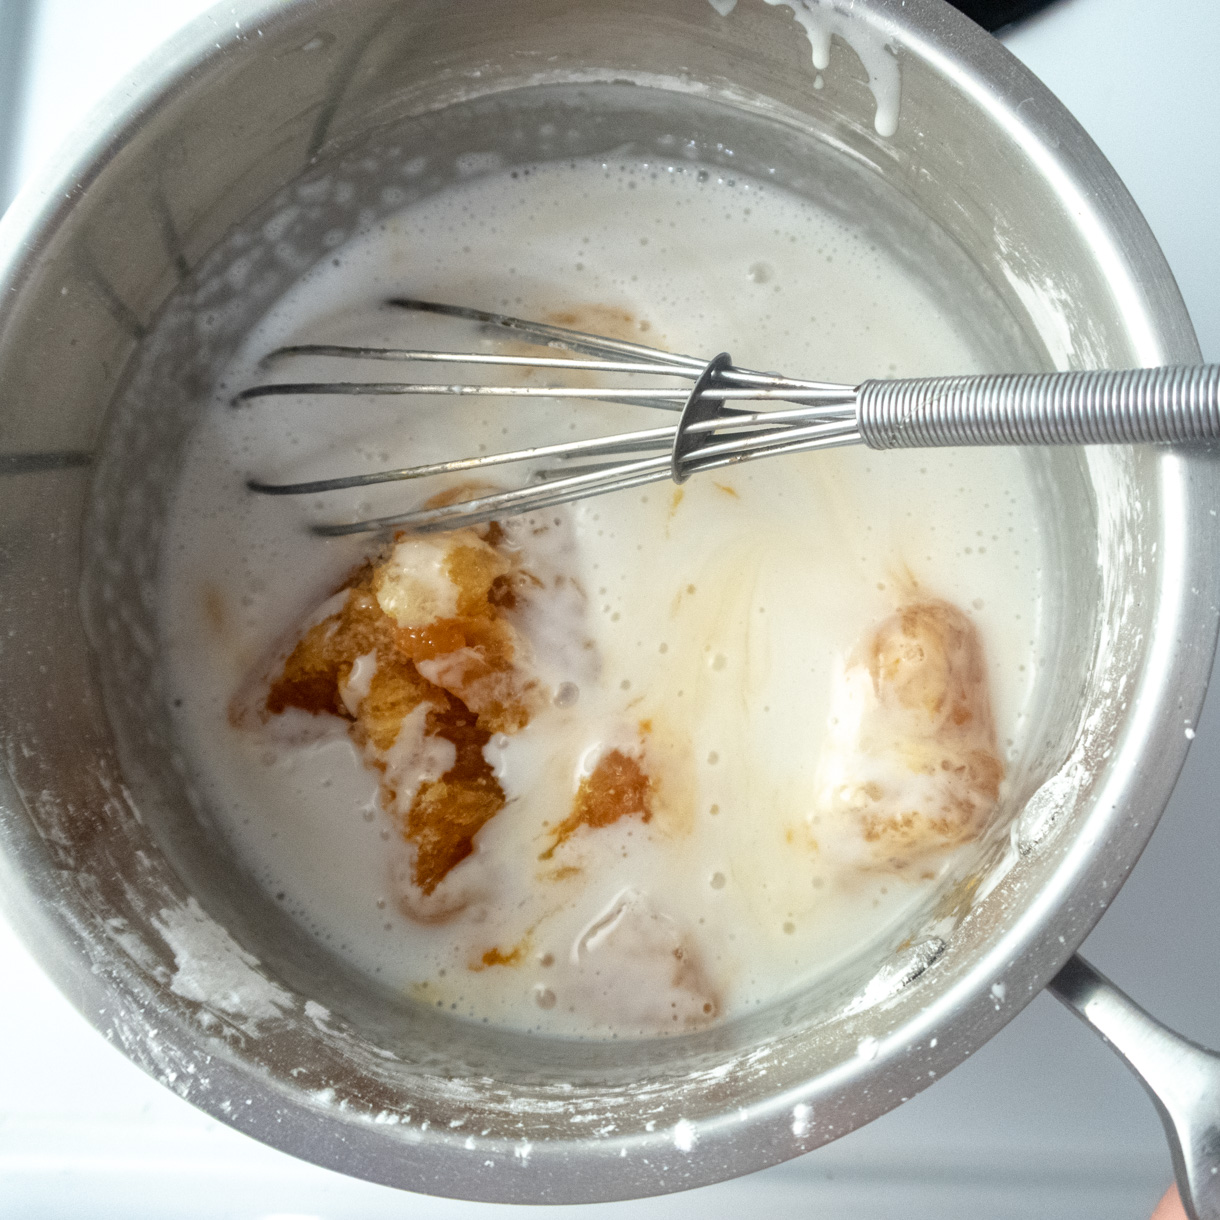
[1, 0, 1219, 1209]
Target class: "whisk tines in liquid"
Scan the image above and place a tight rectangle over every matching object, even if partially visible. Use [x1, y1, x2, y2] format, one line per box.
[236, 298, 861, 536]
[237, 297, 1220, 537]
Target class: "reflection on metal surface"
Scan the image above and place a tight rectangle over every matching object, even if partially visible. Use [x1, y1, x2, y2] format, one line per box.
[0, 0, 36, 211]
[307, 11, 399, 161]
[152, 181, 192, 283]
[77, 246, 147, 340]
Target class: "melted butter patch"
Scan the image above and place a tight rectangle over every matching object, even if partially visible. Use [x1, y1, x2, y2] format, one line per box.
[538, 863, 583, 883]
[374, 536, 463, 629]
[405, 697, 503, 893]
[544, 303, 654, 342]
[667, 486, 685, 532]
[932, 871, 983, 922]
[541, 748, 653, 860]
[669, 582, 698, 617]
[265, 568, 404, 722]
[633, 714, 698, 841]
[470, 938, 530, 971]
[260, 525, 538, 897]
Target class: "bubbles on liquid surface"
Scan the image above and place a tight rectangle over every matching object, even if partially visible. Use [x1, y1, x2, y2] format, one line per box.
[156, 150, 1047, 1040]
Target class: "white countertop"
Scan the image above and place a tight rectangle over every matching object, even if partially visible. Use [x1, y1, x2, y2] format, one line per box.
[2, 2, 1219, 1216]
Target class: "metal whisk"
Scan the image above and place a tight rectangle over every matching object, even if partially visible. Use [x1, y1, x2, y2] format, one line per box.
[239, 298, 1220, 536]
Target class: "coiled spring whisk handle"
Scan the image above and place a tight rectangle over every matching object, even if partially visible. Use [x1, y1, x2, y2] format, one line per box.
[858, 365, 1220, 450]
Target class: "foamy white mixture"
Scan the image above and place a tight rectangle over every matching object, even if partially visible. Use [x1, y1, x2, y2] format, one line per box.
[160, 158, 1045, 1037]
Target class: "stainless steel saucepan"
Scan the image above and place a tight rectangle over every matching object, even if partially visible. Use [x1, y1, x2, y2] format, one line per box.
[0, 0, 1217, 1213]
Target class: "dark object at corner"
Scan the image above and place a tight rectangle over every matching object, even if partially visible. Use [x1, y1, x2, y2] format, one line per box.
[949, 0, 1063, 32]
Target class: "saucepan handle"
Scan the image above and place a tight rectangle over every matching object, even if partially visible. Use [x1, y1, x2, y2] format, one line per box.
[1048, 954, 1220, 1220]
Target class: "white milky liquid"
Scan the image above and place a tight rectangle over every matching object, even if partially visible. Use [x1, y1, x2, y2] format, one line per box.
[159, 158, 1046, 1037]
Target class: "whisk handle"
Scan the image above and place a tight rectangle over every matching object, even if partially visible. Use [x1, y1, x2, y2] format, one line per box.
[857, 365, 1220, 450]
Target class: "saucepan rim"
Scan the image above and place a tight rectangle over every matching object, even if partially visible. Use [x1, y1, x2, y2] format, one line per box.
[0, 0, 1215, 1203]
